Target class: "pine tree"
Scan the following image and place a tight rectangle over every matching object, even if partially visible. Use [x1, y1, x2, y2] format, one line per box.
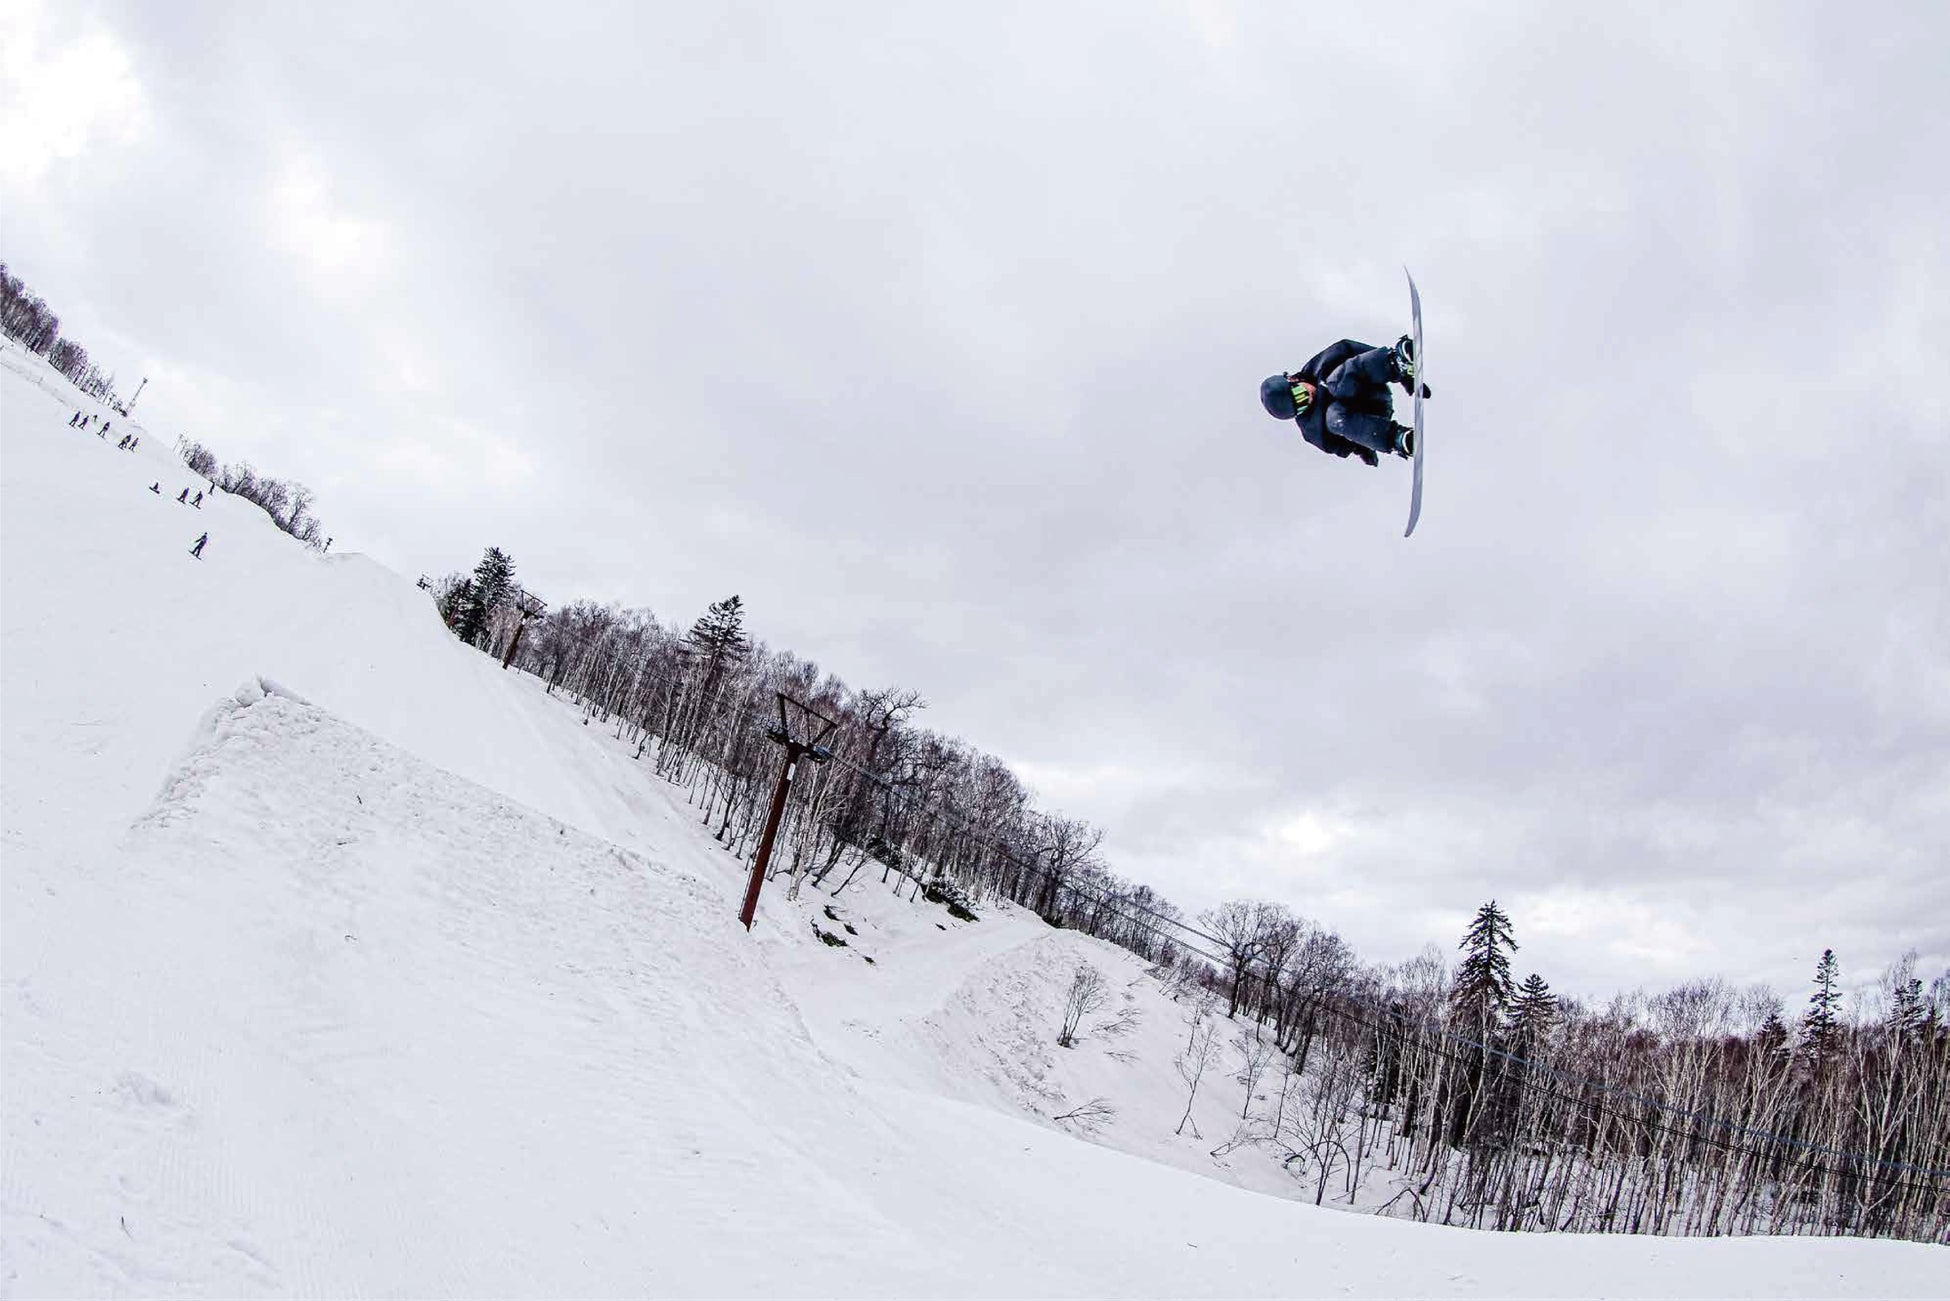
[439, 577, 475, 632]
[686, 594, 750, 692]
[456, 547, 516, 647]
[1888, 975, 1927, 1043]
[1451, 900, 1518, 1036]
[1800, 948, 1844, 1070]
[1508, 972, 1556, 1052]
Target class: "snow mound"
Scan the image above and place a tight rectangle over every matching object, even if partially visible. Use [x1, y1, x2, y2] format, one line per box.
[9, 686, 952, 1294]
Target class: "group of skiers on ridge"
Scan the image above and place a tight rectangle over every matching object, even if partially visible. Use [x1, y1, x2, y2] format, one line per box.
[69, 403, 217, 560]
[69, 410, 119, 443]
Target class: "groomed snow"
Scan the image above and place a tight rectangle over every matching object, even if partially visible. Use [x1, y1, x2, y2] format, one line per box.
[3, 350, 1944, 1296]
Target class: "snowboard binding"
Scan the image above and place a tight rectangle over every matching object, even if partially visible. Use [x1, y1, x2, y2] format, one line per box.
[1393, 335, 1431, 399]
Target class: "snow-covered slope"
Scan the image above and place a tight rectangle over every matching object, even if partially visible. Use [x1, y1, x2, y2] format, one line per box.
[3, 357, 1942, 1297]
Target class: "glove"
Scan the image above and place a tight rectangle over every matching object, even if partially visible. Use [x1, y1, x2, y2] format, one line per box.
[1358, 448, 1379, 467]
[1290, 379, 1315, 417]
[1395, 370, 1431, 400]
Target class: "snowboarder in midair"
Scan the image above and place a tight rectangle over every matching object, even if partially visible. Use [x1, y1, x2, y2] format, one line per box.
[1261, 337, 1427, 466]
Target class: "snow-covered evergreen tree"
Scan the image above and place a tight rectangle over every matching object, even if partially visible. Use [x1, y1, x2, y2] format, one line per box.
[435, 574, 473, 632]
[456, 547, 516, 648]
[686, 594, 749, 667]
[685, 594, 750, 701]
[1800, 947, 1844, 1070]
[1508, 971, 1556, 1052]
[1886, 972, 1927, 1043]
[1451, 900, 1517, 1036]
[1757, 1007, 1791, 1060]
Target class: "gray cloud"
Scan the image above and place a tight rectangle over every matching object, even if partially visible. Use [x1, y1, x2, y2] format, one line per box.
[5, 0, 1943, 1000]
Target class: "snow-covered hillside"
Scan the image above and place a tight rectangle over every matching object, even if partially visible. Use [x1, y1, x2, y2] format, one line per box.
[3, 351, 1943, 1296]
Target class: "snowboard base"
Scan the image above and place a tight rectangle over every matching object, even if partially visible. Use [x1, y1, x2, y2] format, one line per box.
[1404, 269, 1426, 538]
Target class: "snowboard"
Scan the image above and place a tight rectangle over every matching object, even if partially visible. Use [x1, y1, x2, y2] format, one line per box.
[1404, 269, 1426, 538]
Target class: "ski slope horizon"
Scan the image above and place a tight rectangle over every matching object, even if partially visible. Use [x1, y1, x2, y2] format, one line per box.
[3, 354, 1944, 1295]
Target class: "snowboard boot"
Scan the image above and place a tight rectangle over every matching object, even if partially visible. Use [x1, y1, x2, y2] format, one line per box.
[1393, 335, 1431, 399]
[1391, 421, 1416, 459]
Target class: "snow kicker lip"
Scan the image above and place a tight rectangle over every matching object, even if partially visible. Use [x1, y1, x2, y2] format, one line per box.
[138, 678, 316, 829]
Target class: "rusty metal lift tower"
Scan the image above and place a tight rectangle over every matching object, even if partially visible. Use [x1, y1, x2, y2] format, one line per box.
[738, 692, 837, 931]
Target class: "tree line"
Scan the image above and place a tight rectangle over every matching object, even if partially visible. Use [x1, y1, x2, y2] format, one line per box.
[431, 547, 1183, 950]
[1172, 899, 1946, 1240]
[1, 262, 124, 408]
[435, 544, 1947, 1243]
[2, 264, 333, 552]
[180, 439, 331, 550]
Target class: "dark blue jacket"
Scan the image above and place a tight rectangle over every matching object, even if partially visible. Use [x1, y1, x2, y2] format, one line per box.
[1291, 339, 1385, 460]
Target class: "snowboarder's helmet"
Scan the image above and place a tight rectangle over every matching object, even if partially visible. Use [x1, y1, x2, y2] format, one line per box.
[1260, 374, 1298, 420]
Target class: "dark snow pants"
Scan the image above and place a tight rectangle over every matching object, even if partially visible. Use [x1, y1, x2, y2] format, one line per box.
[1319, 345, 1399, 456]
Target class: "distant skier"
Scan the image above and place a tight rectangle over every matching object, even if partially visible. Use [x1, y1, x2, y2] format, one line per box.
[149, 482, 161, 494]
[192, 491, 203, 508]
[1260, 336, 1428, 465]
[68, 412, 80, 427]
[323, 537, 332, 552]
[177, 487, 190, 503]
[189, 532, 208, 559]
[117, 434, 131, 450]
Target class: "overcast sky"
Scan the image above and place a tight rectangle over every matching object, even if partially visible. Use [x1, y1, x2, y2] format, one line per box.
[4, 0, 1944, 1005]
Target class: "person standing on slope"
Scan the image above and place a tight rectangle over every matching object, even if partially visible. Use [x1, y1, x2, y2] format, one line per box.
[1260, 336, 1427, 465]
